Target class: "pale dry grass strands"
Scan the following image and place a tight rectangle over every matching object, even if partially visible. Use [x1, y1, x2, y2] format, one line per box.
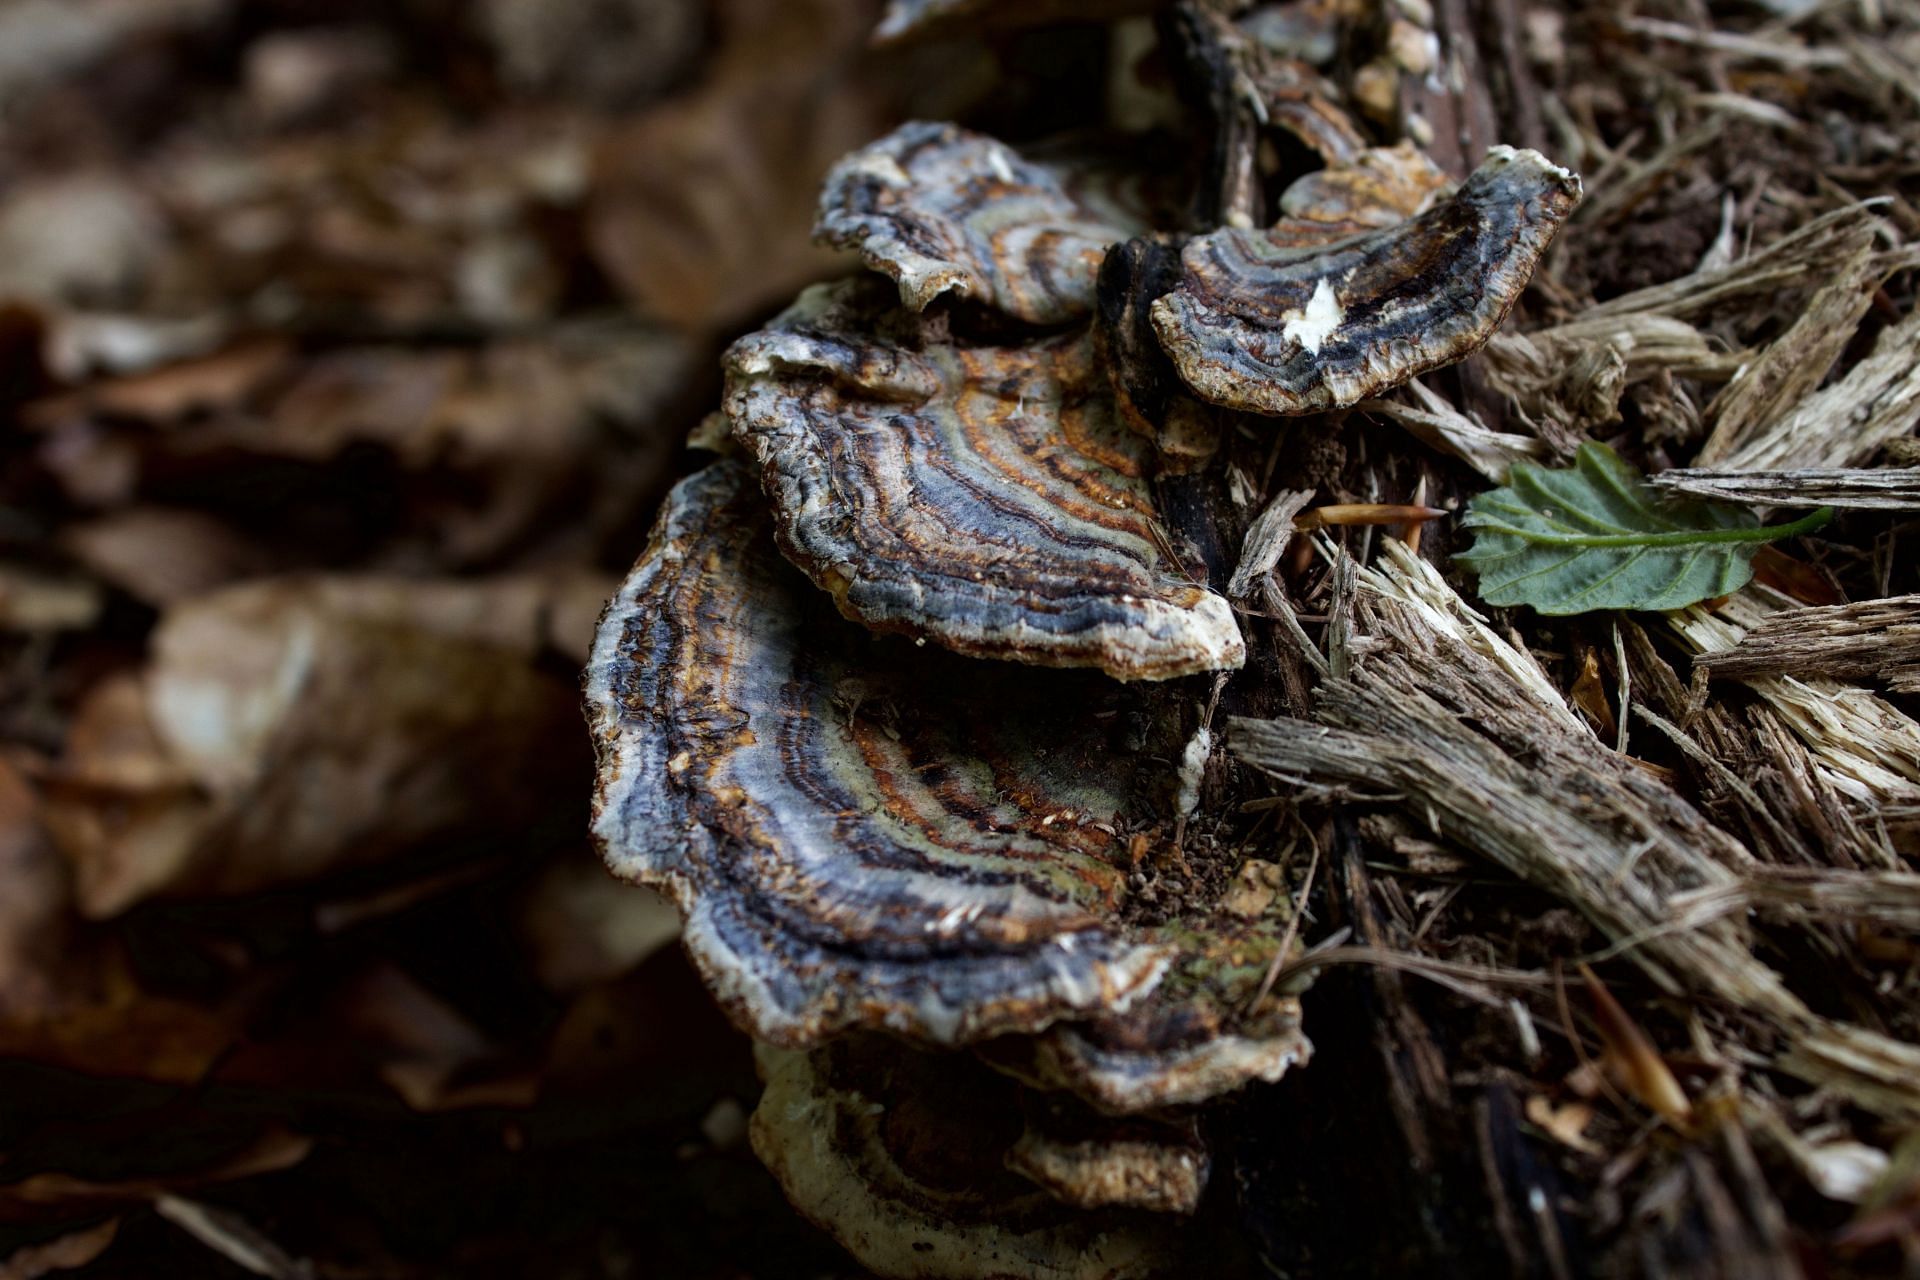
[1232, 545, 1920, 1119]
[1357, 380, 1544, 483]
[1671, 590, 1920, 806]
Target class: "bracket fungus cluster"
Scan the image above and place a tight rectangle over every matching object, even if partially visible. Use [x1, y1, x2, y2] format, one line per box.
[586, 3, 1579, 1274]
[725, 279, 1244, 680]
[589, 458, 1303, 1095]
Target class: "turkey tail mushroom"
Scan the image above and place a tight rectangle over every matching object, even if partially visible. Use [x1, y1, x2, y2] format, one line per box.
[1151, 146, 1581, 416]
[585, 460, 1171, 1050]
[814, 122, 1158, 325]
[1270, 141, 1454, 238]
[1007, 1100, 1211, 1216]
[583, 5, 1585, 1271]
[584, 460, 1306, 1108]
[750, 1040, 1183, 1279]
[724, 280, 1246, 682]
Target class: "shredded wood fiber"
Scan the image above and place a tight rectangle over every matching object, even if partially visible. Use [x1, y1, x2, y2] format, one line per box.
[1232, 544, 1920, 1121]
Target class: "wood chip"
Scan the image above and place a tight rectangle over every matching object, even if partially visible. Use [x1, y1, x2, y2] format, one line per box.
[1699, 595, 1920, 691]
[1650, 468, 1920, 510]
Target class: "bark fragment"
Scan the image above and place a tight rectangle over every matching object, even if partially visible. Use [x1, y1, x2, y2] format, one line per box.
[1699, 595, 1920, 692]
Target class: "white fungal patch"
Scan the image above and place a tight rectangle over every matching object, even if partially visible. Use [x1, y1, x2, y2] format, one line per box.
[1281, 278, 1344, 355]
[848, 152, 914, 188]
[1175, 726, 1213, 820]
[1485, 143, 1577, 185]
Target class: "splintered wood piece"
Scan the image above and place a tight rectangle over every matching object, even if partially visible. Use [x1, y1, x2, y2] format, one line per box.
[1649, 468, 1920, 511]
[1698, 595, 1920, 692]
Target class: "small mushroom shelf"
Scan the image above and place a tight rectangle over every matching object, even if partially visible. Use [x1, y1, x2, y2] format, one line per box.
[584, 4, 1578, 1275]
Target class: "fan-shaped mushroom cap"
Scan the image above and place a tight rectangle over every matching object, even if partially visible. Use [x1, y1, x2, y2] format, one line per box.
[724, 281, 1245, 682]
[1008, 1105, 1209, 1216]
[1244, 55, 1369, 164]
[586, 460, 1163, 1047]
[982, 923, 1310, 1112]
[815, 122, 1154, 325]
[1275, 141, 1453, 234]
[585, 460, 1305, 1106]
[1151, 146, 1581, 416]
[751, 1040, 1180, 1279]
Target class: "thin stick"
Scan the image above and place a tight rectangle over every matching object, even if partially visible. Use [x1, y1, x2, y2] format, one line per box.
[1244, 825, 1323, 1015]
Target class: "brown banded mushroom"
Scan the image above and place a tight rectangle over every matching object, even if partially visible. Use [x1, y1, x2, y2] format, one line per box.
[1152, 146, 1581, 416]
[586, 4, 1587, 1270]
[724, 279, 1245, 681]
[1095, 149, 1450, 460]
[1008, 1101, 1210, 1215]
[815, 122, 1157, 326]
[979, 936, 1309, 1112]
[751, 1040, 1181, 1279]
[1243, 54, 1369, 166]
[584, 459, 1306, 1105]
[1272, 141, 1453, 237]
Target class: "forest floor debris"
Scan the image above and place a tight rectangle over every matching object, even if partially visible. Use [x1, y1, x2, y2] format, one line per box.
[0, 0, 1917, 1277]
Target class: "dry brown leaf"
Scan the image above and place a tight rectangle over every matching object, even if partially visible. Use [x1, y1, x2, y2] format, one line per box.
[241, 26, 395, 126]
[1748, 546, 1846, 607]
[172, 327, 692, 564]
[0, 568, 101, 632]
[0, 173, 165, 305]
[61, 508, 270, 607]
[21, 338, 292, 428]
[517, 847, 681, 993]
[0, 759, 75, 1020]
[0, 1218, 119, 1280]
[147, 106, 600, 330]
[0, 757, 234, 1082]
[0, 0, 228, 104]
[585, 0, 887, 332]
[478, 0, 704, 108]
[0, 1129, 311, 1224]
[1581, 964, 1694, 1129]
[1523, 1094, 1603, 1157]
[335, 965, 539, 1112]
[43, 576, 587, 916]
[1568, 646, 1617, 741]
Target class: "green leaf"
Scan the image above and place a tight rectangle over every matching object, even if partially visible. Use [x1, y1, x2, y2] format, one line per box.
[1457, 443, 1833, 615]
